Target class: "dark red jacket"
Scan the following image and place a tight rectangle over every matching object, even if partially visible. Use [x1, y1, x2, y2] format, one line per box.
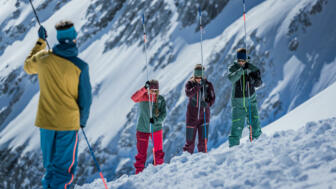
[185, 78, 215, 126]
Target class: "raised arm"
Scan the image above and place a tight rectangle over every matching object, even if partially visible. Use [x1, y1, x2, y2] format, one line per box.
[228, 64, 244, 83]
[185, 80, 201, 97]
[24, 38, 46, 74]
[131, 87, 148, 103]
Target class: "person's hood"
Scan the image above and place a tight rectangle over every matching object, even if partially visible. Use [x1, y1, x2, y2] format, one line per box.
[52, 42, 78, 58]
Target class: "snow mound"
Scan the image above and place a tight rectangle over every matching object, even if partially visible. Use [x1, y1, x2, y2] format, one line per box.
[76, 118, 336, 189]
[263, 81, 336, 135]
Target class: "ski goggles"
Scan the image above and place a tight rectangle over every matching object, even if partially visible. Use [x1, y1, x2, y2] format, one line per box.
[238, 59, 246, 63]
[194, 69, 204, 77]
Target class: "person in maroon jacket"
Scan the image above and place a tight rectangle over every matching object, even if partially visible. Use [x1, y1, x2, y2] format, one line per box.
[183, 64, 216, 154]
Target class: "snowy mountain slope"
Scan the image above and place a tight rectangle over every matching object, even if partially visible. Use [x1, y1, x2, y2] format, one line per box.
[160, 0, 336, 160]
[0, 0, 336, 188]
[263, 81, 336, 135]
[79, 118, 336, 189]
[0, 0, 69, 56]
[76, 81, 336, 188]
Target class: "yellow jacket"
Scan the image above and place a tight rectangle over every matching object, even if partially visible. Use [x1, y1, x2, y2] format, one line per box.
[24, 39, 92, 131]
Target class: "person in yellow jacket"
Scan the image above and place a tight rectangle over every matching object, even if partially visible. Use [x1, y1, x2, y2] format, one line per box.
[24, 20, 92, 189]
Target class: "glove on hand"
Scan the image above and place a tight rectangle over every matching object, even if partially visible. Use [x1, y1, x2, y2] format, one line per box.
[38, 26, 47, 40]
[149, 117, 155, 124]
[144, 81, 150, 89]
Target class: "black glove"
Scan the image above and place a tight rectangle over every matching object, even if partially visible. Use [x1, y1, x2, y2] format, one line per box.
[38, 26, 47, 40]
[243, 64, 252, 75]
[250, 77, 262, 88]
[242, 63, 249, 70]
[249, 70, 262, 87]
[149, 117, 155, 124]
[144, 81, 150, 89]
[200, 100, 208, 107]
[80, 125, 85, 128]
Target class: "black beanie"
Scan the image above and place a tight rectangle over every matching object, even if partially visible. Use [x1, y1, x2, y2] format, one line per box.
[237, 48, 247, 60]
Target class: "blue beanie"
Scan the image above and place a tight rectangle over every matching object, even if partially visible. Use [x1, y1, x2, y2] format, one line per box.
[237, 50, 246, 60]
[56, 26, 77, 43]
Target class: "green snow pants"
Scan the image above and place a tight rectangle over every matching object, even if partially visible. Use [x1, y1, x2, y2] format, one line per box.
[229, 104, 262, 147]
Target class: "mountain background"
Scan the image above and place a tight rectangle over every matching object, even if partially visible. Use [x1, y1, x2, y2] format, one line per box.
[0, 0, 335, 188]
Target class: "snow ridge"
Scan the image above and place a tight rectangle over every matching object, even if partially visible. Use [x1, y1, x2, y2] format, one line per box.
[79, 118, 336, 189]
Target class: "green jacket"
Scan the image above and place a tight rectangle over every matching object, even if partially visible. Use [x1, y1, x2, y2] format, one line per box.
[228, 61, 262, 108]
[131, 87, 167, 133]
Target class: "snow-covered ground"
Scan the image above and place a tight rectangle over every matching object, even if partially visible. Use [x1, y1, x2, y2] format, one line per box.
[77, 82, 336, 188]
[78, 118, 336, 189]
[1, 0, 336, 187]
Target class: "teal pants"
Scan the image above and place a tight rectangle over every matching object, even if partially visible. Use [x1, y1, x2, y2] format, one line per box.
[40, 128, 79, 189]
[229, 104, 261, 147]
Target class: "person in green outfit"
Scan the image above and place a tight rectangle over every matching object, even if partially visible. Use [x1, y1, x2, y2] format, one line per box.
[228, 48, 262, 147]
[131, 80, 166, 174]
